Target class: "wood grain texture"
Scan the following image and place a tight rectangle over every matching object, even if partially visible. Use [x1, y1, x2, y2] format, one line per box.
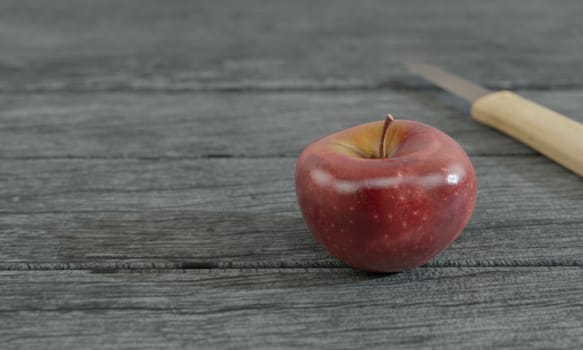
[1, 268, 582, 349]
[0, 0, 582, 92]
[1, 156, 582, 269]
[2, 90, 582, 159]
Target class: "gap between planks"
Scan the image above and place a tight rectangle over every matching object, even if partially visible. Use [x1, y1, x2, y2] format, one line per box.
[0, 154, 544, 161]
[2, 259, 583, 272]
[1, 83, 583, 94]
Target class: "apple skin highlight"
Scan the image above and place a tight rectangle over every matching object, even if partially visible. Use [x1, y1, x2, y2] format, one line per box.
[295, 119, 477, 272]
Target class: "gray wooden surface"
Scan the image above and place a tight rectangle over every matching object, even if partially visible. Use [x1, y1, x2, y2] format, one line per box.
[2, 268, 583, 349]
[1, 1, 582, 349]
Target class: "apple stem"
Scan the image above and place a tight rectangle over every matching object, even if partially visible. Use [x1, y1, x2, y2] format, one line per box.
[379, 114, 394, 159]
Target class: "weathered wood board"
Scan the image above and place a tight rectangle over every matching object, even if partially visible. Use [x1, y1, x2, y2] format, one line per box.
[0, 0, 582, 92]
[1, 268, 582, 349]
[1, 155, 582, 269]
[0, 91, 581, 158]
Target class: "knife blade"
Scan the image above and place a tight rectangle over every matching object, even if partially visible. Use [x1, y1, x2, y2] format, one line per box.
[405, 63, 583, 178]
[405, 63, 491, 102]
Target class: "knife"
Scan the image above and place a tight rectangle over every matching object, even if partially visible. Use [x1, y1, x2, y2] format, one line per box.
[405, 63, 583, 178]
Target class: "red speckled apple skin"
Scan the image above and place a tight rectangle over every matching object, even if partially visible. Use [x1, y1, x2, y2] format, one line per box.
[295, 120, 477, 272]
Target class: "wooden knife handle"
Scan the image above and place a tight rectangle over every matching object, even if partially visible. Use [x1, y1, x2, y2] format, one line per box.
[471, 90, 583, 177]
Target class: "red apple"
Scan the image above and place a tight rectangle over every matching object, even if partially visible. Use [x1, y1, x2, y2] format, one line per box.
[295, 115, 477, 272]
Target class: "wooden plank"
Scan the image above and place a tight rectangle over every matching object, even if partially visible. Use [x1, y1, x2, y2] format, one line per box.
[1, 156, 582, 269]
[0, 268, 582, 349]
[0, 0, 582, 92]
[1, 90, 582, 158]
